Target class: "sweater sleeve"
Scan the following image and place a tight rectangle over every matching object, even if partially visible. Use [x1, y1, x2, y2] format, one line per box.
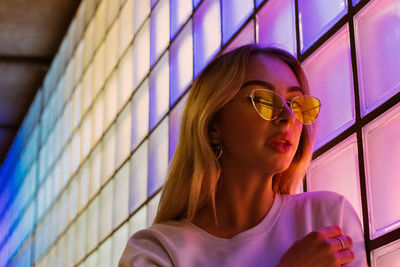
[118, 229, 174, 267]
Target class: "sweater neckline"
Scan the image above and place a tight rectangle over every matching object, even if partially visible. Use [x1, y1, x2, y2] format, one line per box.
[186, 193, 285, 243]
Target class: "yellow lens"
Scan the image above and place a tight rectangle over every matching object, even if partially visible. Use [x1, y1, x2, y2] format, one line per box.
[292, 96, 321, 124]
[252, 90, 282, 120]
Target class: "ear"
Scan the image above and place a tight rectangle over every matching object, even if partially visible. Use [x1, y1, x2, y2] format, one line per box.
[208, 119, 221, 145]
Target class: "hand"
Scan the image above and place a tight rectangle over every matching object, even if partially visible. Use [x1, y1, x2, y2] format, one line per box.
[277, 225, 355, 267]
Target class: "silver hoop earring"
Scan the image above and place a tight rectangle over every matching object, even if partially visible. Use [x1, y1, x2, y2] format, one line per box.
[212, 144, 222, 159]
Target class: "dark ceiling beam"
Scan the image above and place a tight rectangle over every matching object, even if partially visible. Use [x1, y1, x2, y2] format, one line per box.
[0, 55, 52, 66]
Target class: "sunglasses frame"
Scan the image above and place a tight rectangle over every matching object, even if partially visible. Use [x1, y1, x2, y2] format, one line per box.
[247, 88, 321, 125]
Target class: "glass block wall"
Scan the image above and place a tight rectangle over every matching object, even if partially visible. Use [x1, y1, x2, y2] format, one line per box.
[0, 0, 399, 266]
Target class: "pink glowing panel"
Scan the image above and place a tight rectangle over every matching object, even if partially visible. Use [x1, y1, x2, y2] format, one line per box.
[103, 72, 118, 131]
[98, 238, 112, 267]
[113, 162, 130, 228]
[150, 0, 169, 66]
[80, 114, 91, 159]
[147, 193, 161, 226]
[112, 222, 129, 267]
[298, 0, 347, 53]
[132, 20, 150, 90]
[170, 20, 193, 106]
[257, 0, 296, 55]
[99, 180, 114, 241]
[118, 46, 134, 111]
[102, 125, 116, 185]
[169, 95, 187, 160]
[76, 212, 88, 263]
[129, 207, 148, 235]
[170, 0, 192, 39]
[116, 103, 132, 167]
[307, 134, 363, 224]
[371, 239, 400, 267]
[148, 118, 169, 197]
[221, 0, 253, 45]
[131, 79, 149, 151]
[133, 0, 150, 34]
[87, 196, 100, 252]
[149, 52, 169, 130]
[89, 145, 102, 200]
[119, 0, 134, 56]
[129, 141, 148, 213]
[193, 0, 221, 77]
[105, 19, 120, 79]
[363, 103, 400, 239]
[354, 0, 400, 116]
[302, 25, 355, 149]
[224, 20, 254, 53]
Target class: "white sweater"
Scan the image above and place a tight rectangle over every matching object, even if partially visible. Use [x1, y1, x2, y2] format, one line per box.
[119, 191, 368, 267]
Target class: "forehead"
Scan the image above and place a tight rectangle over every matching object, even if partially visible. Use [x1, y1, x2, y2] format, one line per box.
[243, 54, 300, 91]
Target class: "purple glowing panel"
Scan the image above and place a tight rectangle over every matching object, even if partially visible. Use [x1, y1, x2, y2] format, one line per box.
[151, 0, 159, 8]
[221, 0, 253, 45]
[193, 0, 201, 8]
[257, 0, 296, 55]
[363, 103, 400, 239]
[169, 95, 188, 160]
[170, 20, 193, 106]
[148, 118, 169, 197]
[149, 52, 169, 130]
[170, 0, 192, 39]
[354, 0, 400, 117]
[193, 0, 221, 77]
[353, 0, 361, 6]
[255, 0, 264, 7]
[302, 25, 355, 150]
[298, 0, 347, 53]
[150, 0, 169, 67]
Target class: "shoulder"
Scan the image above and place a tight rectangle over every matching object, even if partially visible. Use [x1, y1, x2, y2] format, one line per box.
[285, 190, 346, 208]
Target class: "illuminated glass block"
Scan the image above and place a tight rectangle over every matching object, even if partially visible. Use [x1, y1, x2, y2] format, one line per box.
[129, 141, 148, 213]
[100, 180, 114, 241]
[56, 236, 66, 267]
[71, 131, 81, 174]
[255, 0, 264, 7]
[66, 223, 76, 267]
[131, 79, 149, 151]
[91, 91, 104, 147]
[61, 144, 71, 189]
[118, 46, 133, 112]
[119, 0, 134, 56]
[148, 118, 169, 197]
[133, 0, 150, 34]
[83, 20, 95, 69]
[224, 20, 254, 53]
[82, 65, 93, 115]
[112, 223, 129, 267]
[98, 237, 113, 267]
[68, 178, 79, 223]
[50, 206, 58, 246]
[102, 125, 117, 185]
[150, 0, 169, 66]
[106, 0, 119, 30]
[354, 0, 400, 116]
[74, 40, 84, 86]
[129, 207, 147, 235]
[75, 211, 88, 263]
[193, 0, 201, 8]
[62, 100, 72, 147]
[116, 104, 132, 168]
[37, 185, 45, 220]
[149, 52, 169, 130]
[81, 114, 91, 160]
[170, 20, 193, 106]
[257, 0, 296, 55]
[89, 144, 102, 200]
[193, 0, 221, 77]
[170, 0, 192, 39]
[85, 249, 98, 267]
[169, 95, 187, 160]
[353, 0, 361, 6]
[64, 60, 74, 102]
[147, 192, 161, 226]
[72, 84, 82, 131]
[87, 196, 100, 252]
[113, 162, 130, 228]
[132, 20, 150, 90]
[221, 0, 253, 45]
[94, 0, 107, 50]
[302, 25, 355, 149]
[371, 239, 400, 267]
[307, 134, 363, 224]
[298, 0, 347, 52]
[363, 103, 400, 239]
[103, 71, 118, 131]
[92, 43, 106, 98]
[105, 19, 120, 79]
[78, 162, 89, 212]
[58, 192, 68, 235]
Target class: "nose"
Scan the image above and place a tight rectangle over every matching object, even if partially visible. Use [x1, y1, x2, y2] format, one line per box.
[275, 102, 296, 125]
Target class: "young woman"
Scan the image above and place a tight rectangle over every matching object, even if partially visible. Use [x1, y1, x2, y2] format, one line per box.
[119, 45, 368, 266]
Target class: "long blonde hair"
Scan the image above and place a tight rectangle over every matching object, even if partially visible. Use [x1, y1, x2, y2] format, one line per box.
[153, 44, 316, 224]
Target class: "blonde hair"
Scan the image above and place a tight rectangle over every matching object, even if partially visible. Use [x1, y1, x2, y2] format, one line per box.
[153, 44, 316, 224]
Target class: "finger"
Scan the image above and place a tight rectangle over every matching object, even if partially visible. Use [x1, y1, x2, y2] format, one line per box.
[318, 225, 344, 239]
[328, 235, 353, 252]
[335, 249, 355, 265]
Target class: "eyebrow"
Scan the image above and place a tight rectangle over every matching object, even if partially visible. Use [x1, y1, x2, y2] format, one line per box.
[240, 80, 304, 94]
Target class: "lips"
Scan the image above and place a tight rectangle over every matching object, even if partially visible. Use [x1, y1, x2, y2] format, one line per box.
[268, 132, 294, 153]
